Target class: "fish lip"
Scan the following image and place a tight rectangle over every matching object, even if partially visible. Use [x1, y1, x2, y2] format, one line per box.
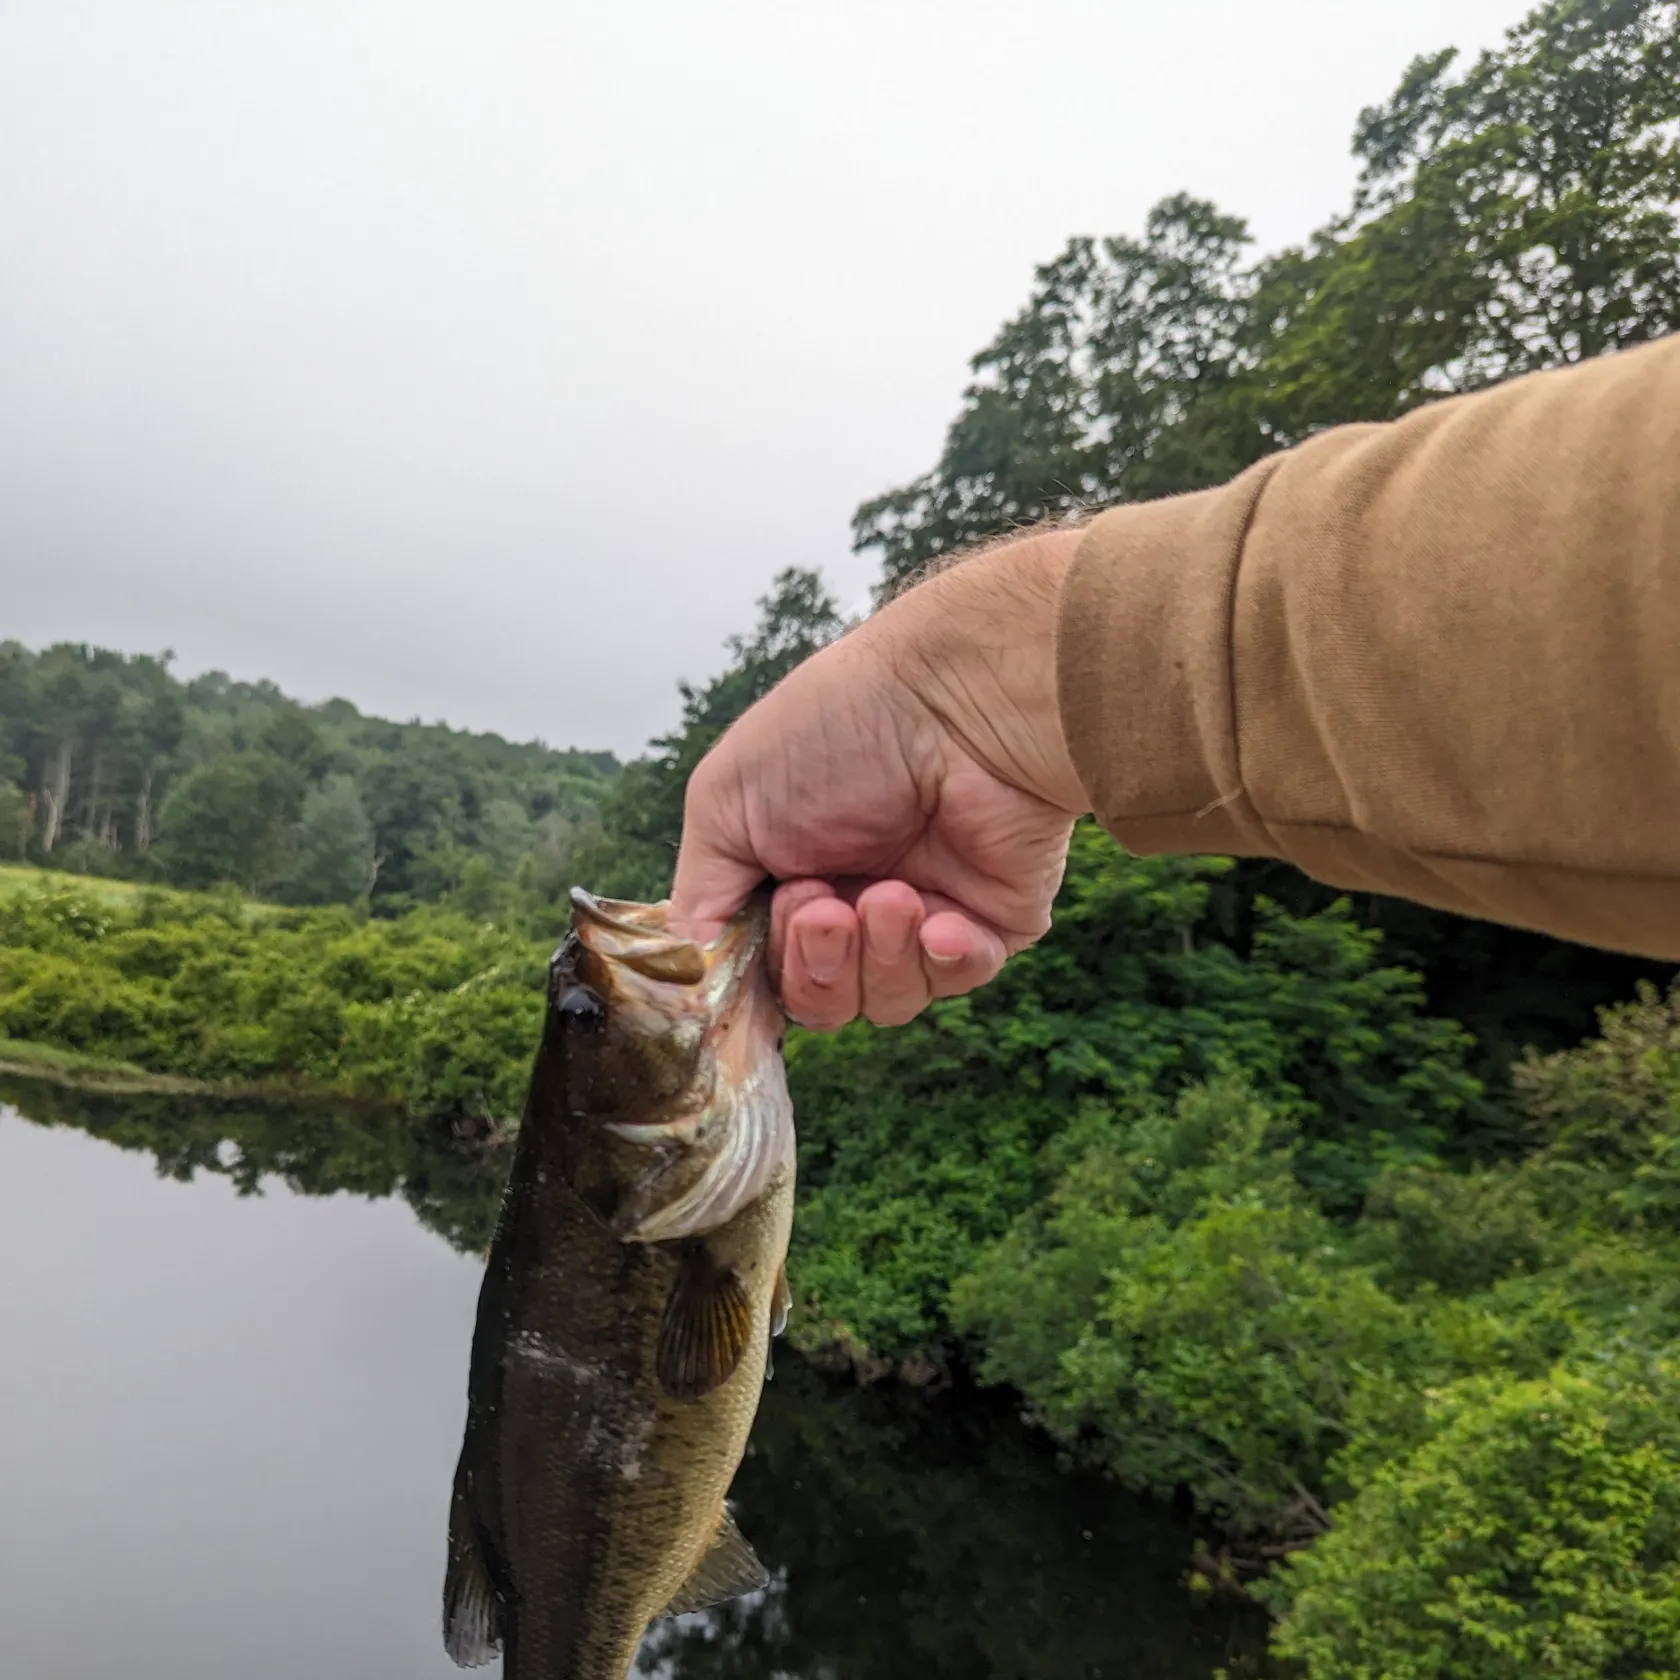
[567, 888, 665, 937]
[567, 886, 772, 994]
[568, 887, 767, 953]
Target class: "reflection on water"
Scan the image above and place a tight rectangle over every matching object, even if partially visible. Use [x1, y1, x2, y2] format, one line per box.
[641, 1362, 1270, 1680]
[0, 1075, 1270, 1679]
[0, 1073, 509, 1253]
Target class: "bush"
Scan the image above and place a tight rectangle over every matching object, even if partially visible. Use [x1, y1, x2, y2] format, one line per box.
[1356, 1164, 1550, 1295]
[0, 879, 544, 1119]
[1517, 980, 1680, 1228]
[786, 826, 1486, 1370]
[953, 1079, 1415, 1537]
[1265, 1363, 1680, 1680]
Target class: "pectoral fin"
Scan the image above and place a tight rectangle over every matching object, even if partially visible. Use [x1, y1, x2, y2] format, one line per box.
[766, 1261, 791, 1381]
[443, 1459, 504, 1668]
[657, 1243, 753, 1402]
[660, 1507, 769, 1617]
[770, 1262, 791, 1339]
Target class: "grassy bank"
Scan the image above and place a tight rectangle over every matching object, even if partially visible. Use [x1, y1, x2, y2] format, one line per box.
[0, 864, 149, 907]
[0, 1034, 221, 1094]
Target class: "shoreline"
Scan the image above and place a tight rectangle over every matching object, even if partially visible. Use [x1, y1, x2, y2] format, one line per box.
[0, 1039, 516, 1150]
[0, 1038, 227, 1096]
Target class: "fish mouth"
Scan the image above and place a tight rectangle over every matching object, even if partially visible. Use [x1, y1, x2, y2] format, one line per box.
[567, 887, 770, 1004]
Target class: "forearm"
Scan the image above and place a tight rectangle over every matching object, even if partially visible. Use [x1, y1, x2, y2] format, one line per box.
[1059, 335, 1680, 959]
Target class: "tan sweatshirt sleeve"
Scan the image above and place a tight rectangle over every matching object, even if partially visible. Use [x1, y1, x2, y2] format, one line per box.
[1057, 334, 1680, 961]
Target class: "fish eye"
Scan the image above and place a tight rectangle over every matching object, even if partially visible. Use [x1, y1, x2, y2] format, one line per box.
[555, 985, 605, 1030]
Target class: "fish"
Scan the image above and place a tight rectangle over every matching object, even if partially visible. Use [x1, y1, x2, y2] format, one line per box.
[442, 887, 795, 1680]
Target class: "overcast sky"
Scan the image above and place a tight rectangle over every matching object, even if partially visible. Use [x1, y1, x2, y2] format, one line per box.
[1, 0, 1528, 759]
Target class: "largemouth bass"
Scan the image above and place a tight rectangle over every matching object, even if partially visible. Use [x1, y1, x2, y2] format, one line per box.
[443, 889, 795, 1680]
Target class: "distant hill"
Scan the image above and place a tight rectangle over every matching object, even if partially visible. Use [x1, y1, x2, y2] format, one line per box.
[0, 639, 619, 911]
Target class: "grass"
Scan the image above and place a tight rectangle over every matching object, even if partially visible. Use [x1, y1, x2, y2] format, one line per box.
[0, 1035, 222, 1095]
[0, 864, 148, 905]
[0, 863, 283, 921]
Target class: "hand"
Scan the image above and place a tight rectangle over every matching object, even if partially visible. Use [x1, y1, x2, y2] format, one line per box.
[669, 529, 1089, 1029]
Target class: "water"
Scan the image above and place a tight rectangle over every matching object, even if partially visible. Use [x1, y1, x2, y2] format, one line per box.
[0, 1078, 1270, 1679]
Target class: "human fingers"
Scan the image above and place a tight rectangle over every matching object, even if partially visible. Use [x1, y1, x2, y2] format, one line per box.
[918, 905, 1009, 999]
[856, 880, 931, 1027]
[768, 879, 835, 984]
[668, 758, 765, 942]
[779, 895, 862, 1031]
[778, 883, 1009, 1025]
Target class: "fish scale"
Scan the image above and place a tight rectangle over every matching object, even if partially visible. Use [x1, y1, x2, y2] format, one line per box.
[444, 891, 793, 1680]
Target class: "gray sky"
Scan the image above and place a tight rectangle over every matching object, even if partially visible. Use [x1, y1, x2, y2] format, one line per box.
[1, 0, 1527, 759]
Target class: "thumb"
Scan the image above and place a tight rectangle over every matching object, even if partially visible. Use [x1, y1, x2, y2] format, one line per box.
[668, 814, 765, 943]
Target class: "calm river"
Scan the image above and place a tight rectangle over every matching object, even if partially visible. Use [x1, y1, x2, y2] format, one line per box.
[0, 1078, 1270, 1678]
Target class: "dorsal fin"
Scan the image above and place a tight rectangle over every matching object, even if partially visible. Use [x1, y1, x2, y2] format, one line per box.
[660, 1507, 769, 1618]
[443, 1458, 504, 1668]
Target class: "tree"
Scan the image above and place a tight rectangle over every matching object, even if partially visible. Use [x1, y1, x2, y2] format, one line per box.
[855, 1, 1680, 580]
[260, 705, 331, 778]
[0, 779, 29, 861]
[477, 796, 536, 872]
[854, 196, 1259, 591]
[278, 774, 377, 907]
[1251, 0, 1680, 442]
[152, 751, 305, 892]
[0, 637, 619, 905]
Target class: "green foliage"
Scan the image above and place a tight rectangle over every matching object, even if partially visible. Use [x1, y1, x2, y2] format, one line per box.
[855, 195, 1258, 589]
[1355, 1164, 1550, 1295]
[1264, 1363, 1680, 1680]
[785, 825, 1485, 1369]
[153, 749, 306, 891]
[946, 976, 1680, 1658]
[858, 0, 1680, 588]
[1515, 979, 1680, 1226]
[278, 774, 376, 907]
[954, 1080, 1413, 1537]
[0, 779, 29, 860]
[1255, 0, 1680, 440]
[0, 638, 618, 910]
[0, 880, 544, 1120]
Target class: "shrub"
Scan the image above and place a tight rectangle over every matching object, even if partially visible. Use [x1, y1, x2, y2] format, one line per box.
[0, 880, 543, 1119]
[1356, 1163, 1550, 1295]
[1517, 980, 1680, 1228]
[1265, 1363, 1680, 1680]
[952, 1079, 1415, 1537]
[786, 827, 1486, 1370]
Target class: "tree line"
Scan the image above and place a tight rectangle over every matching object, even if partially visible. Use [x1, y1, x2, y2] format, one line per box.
[0, 641, 618, 913]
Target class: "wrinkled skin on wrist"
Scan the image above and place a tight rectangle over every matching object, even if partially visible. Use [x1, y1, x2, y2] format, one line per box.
[669, 529, 1088, 1030]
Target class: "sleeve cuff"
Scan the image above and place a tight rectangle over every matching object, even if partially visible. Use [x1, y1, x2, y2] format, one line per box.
[1055, 462, 1283, 859]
